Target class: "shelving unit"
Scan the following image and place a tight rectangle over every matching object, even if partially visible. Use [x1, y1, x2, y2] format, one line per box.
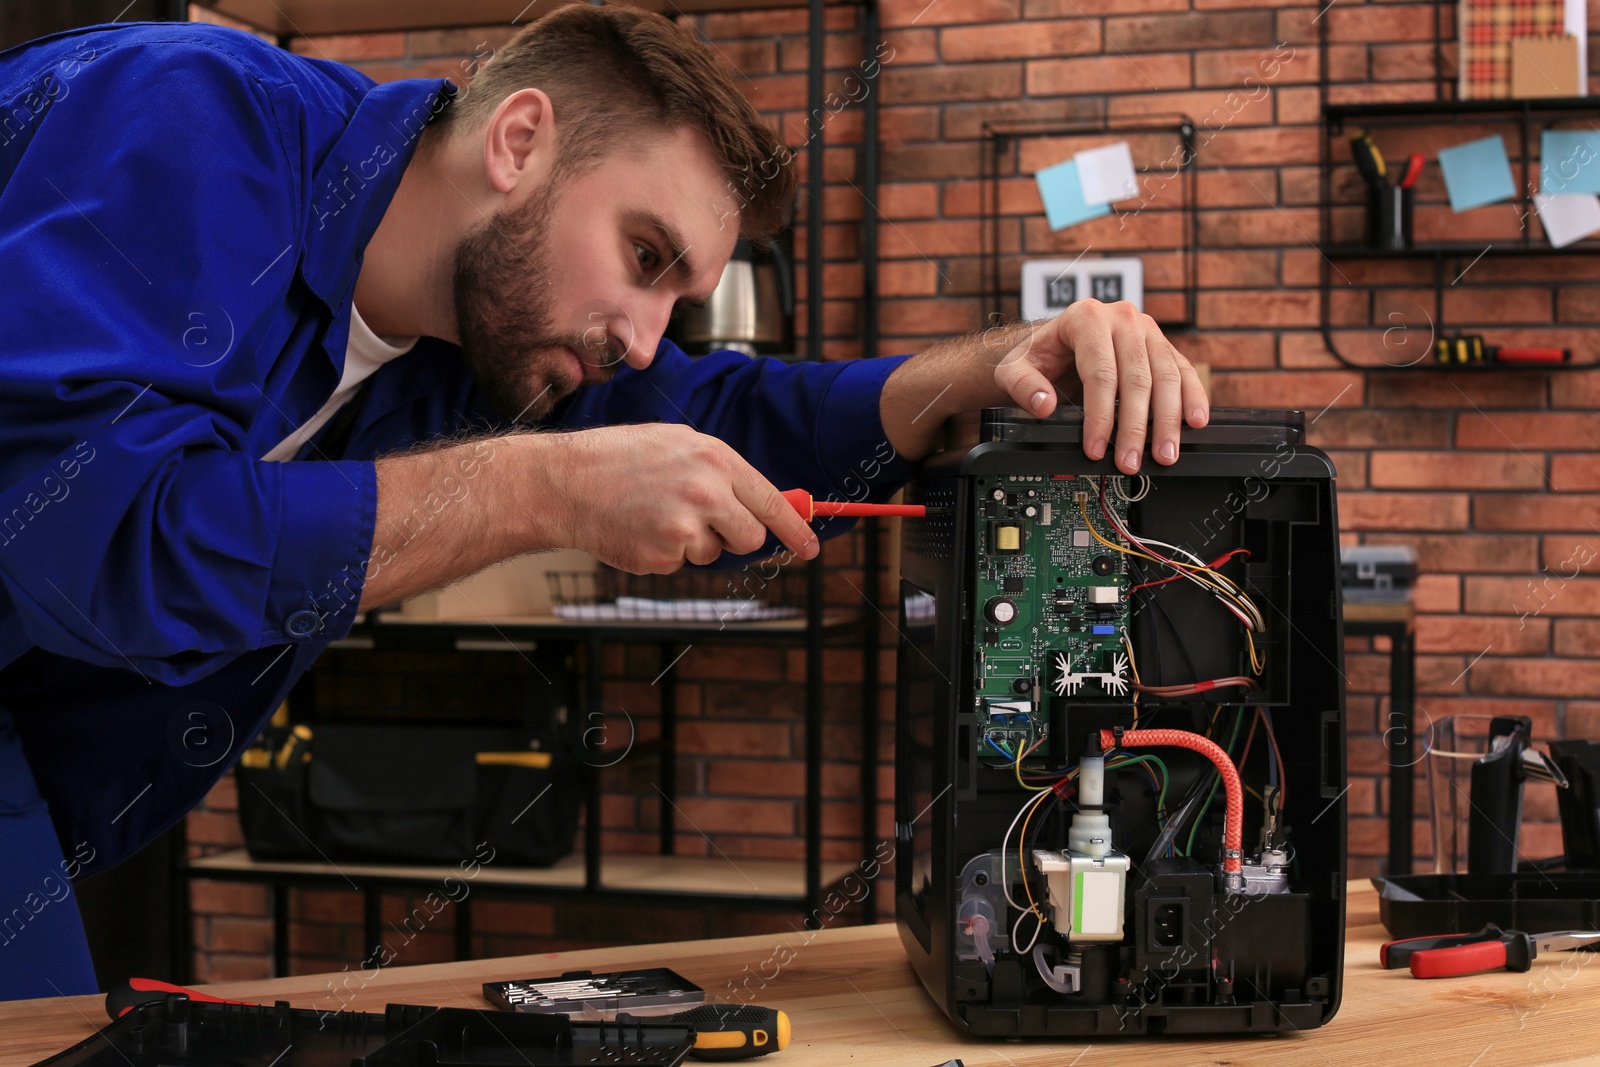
[1316, 1, 1600, 369]
[180, 0, 889, 974]
[979, 115, 1199, 329]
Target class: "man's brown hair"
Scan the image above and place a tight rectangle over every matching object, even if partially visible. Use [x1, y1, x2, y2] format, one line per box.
[445, 4, 795, 239]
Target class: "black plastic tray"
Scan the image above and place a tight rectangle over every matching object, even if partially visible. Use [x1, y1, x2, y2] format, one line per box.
[33, 995, 697, 1067]
[1374, 873, 1600, 938]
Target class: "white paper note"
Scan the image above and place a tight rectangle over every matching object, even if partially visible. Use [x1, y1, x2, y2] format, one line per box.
[1076, 141, 1138, 206]
[1535, 192, 1600, 248]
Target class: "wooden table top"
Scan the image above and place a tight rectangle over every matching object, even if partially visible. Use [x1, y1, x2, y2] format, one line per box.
[5, 879, 1596, 1066]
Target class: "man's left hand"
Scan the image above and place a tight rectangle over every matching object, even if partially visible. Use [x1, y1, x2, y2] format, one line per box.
[879, 300, 1210, 474]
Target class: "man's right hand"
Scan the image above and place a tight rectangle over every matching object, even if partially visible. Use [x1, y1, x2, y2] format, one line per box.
[542, 424, 820, 573]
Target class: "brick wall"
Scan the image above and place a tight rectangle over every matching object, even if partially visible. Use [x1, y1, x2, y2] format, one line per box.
[188, 0, 1600, 979]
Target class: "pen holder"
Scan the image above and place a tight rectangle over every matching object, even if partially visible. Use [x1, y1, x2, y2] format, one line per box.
[1369, 183, 1413, 250]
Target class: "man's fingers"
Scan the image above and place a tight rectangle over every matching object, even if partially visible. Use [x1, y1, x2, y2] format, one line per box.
[731, 460, 820, 561]
[1110, 315, 1152, 474]
[995, 329, 1058, 417]
[1059, 310, 1117, 462]
[1146, 327, 1188, 466]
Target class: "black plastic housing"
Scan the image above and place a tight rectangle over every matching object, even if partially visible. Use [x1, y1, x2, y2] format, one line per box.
[894, 407, 1347, 1037]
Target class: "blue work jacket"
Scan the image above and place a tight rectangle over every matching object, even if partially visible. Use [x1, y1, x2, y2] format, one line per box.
[0, 22, 912, 876]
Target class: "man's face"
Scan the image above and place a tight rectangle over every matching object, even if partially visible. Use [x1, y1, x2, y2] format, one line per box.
[452, 125, 741, 423]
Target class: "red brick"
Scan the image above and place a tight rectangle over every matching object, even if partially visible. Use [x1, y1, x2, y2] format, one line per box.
[940, 19, 1101, 61]
[1469, 657, 1600, 698]
[1415, 613, 1549, 655]
[291, 32, 406, 61]
[881, 105, 943, 143]
[1465, 575, 1600, 617]
[1539, 536, 1600, 573]
[1332, 5, 1437, 42]
[1209, 369, 1363, 408]
[1276, 86, 1322, 125]
[1200, 126, 1321, 165]
[1027, 53, 1194, 95]
[883, 62, 1024, 103]
[881, 143, 984, 182]
[1104, 11, 1276, 52]
[186, 811, 245, 848]
[472, 900, 558, 936]
[880, 260, 941, 297]
[1194, 46, 1315, 88]
[1567, 701, 1600, 737]
[879, 297, 983, 336]
[1457, 413, 1600, 451]
[1441, 287, 1554, 325]
[197, 954, 272, 984]
[1278, 331, 1343, 368]
[189, 880, 269, 916]
[702, 7, 859, 36]
[1367, 371, 1547, 409]
[1027, 0, 1187, 12]
[1414, 574, 1461, 613]
[1176, 330, 1277, 370]
[879, 219, 982, 258]
[673, 797, 796, 836]
[1472, 494, 1600, 532]
[1369, 451, 1546, 490]
[1363, 533, 1539, 573]
[1554, 620, 1600, 657]
[205, 916, 273, 956]
[943, 97, 1102, 140]
[1113, 88, 1275, 128]
[1339, 492, 1470, 531]
[1555, 374, 1600, 412]
[880, 0, 1020, 27]
[676, 721, 792, 758]
[876, 182, 941, 219]
[1196, 208, 1321, 247]
[1198, 290, 1320, 329]
[407, 26, 520, 58]
[1550, 454, 1600, 491]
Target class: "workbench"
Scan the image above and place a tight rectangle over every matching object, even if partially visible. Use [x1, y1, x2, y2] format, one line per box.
[7, 880, 1597, 1066]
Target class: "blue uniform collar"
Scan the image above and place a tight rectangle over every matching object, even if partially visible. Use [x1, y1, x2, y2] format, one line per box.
[299, 77, 457, 314]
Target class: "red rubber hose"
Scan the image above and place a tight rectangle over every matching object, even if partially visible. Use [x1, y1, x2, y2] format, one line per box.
[1099, 728, 1244, 873]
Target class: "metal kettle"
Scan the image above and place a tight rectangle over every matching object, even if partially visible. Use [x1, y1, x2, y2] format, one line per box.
[674, 234, 793, 356]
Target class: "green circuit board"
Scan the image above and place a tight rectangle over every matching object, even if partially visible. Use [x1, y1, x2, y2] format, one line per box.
[973, 474, 1133, 758]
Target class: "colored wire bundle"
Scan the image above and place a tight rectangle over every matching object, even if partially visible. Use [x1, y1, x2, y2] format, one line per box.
[1078, 479, 1267, 675]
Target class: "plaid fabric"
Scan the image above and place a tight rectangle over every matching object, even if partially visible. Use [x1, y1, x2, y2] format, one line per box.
[1459, 0, 1566, 98]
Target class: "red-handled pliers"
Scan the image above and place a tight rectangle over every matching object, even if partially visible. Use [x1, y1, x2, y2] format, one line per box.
[1380, 924, 1600, 979]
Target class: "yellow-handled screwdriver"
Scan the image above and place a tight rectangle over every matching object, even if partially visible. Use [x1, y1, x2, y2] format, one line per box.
[622, 1004, 790, 1061]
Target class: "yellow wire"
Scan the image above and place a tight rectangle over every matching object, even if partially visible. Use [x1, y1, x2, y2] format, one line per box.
[1246, 629, 1264, 675]
[1121, 632, 1142, 726]
[1015, 735, 1048, 792]
[1076, 495, 1262, 630]
[1017, 787, 1053, 921]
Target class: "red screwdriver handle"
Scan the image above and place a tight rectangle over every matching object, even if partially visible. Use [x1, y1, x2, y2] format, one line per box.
[1410, 938, 1509, 979]
[107, 977, 253, 1020]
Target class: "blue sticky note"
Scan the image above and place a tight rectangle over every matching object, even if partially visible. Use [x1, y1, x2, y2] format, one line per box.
[1035, 159, 1110, 231]
[1542, 130, 1600, 195]
[1437, 135, 1517, 212]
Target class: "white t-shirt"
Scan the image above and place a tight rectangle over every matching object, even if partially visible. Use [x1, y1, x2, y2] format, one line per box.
[263, 305, 418, 462]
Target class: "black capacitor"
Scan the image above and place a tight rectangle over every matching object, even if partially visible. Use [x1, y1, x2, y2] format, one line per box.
[1011, 678, 1033, 695]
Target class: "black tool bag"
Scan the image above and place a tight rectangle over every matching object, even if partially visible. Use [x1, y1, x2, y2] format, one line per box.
[236, 721, 580, 867]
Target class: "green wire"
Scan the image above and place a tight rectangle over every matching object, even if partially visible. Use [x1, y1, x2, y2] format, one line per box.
[1108, 754, 1169, 828]
[1184, 709, 1244, 857]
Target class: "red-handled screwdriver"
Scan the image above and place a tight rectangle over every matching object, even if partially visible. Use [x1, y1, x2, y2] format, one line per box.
[106, 977, 251, 1020]
[781, 489, 926, 521]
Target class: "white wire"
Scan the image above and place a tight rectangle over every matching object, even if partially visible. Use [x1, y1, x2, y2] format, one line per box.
[1127, 534, 1265, 630]
[999, 788, 1054, 913]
